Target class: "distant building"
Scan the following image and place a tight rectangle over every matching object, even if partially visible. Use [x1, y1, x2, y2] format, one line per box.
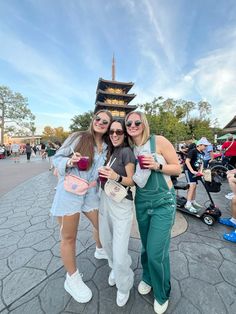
[4, 135, 41, 145]
[94, 56, 137, 118]
[222, 115, 236, 135]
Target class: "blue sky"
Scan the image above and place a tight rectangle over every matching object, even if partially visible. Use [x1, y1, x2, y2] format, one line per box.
[0, 0, 236, 133]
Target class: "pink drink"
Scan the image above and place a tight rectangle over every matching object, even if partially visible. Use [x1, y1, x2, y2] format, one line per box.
[138, 155, 148, 169]
[77, 156, 89, 171]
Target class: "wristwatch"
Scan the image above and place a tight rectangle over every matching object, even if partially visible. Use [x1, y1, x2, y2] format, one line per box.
[156, 162, 163, 171]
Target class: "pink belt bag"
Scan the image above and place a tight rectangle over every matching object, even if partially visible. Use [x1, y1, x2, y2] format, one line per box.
[64, 174, 97, 195]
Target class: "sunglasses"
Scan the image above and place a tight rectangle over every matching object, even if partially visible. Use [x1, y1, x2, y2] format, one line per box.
[94, 116, 109, 125]
[109, 129, 124, 136]
[125, 120, 142, 127]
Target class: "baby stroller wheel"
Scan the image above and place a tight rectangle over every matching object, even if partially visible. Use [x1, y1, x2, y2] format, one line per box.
[202, 214, 215, 226]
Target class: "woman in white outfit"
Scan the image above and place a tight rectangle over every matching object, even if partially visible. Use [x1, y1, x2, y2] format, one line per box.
[98, 119, 136, 307]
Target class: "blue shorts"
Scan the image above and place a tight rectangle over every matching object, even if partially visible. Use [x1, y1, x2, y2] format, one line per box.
[185, 170, 198, 184]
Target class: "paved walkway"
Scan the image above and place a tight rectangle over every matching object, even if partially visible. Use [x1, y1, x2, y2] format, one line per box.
[0, 157, 236, 313]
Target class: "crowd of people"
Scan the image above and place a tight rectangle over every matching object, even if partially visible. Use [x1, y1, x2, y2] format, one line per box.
[0, 141, 61, 167]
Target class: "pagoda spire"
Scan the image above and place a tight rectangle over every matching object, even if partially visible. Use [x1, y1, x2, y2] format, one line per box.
[112, 54, 116, 81]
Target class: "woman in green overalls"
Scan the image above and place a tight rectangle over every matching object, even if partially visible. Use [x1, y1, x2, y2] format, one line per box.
[125, 111, 181, 314]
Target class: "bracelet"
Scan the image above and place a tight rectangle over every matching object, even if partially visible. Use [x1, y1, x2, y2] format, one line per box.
[115, 174, 121, 182]
[117, 175, 123, 183]
[155, 162, 163, 171]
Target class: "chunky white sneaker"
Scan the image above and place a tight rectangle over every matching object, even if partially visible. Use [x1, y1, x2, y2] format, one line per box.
[64, 270, 92, 303]
[185, 204, 198, 213]
[116, 290, 130, 307]
[108, 270, 115, 286]
[94, 247, 108, 260]
[154, 299, 169, 314]
[138, 281, 152, 295]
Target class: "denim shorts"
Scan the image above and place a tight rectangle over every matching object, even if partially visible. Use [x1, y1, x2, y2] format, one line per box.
[185, 170, 198, 184]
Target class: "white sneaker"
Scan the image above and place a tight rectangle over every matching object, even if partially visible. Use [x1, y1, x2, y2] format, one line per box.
[108, 270, 115, 286]
[154, 299, 169, 314]
[94, 247, 108, 260]
[225, 192, 234, 200]
[192, 201, 203, 209]
[138, 280, 152, 295]
[185, 204, 198, 213]
[116, 290, 130, 307]
[64, 270, 92, 303]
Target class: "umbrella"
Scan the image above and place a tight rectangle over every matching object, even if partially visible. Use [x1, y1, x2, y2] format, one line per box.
[217, 133, 236, 140]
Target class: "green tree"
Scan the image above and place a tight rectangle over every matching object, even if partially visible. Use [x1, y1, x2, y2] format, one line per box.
[198, 100, 211, 120]
[69, 111, 94, 132]
[0, 85, 35, 144]
[182, 101, 196, 122]
[187, 118, 213, 141]
[41, 126, 69, 143]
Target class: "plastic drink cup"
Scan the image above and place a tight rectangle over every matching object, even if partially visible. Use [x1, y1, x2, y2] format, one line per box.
[137, 154, 149, 169]
[98, 167, 108, 183]
[77, 156, 89, 171]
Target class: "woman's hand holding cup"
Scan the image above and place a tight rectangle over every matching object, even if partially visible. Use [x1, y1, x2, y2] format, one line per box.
[138, 153, 155, 169]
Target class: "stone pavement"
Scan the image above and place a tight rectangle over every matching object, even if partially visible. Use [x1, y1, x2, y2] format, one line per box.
[0, 159, 236, 313]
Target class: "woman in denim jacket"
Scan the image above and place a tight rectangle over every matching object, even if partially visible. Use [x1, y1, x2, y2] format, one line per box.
[51, 110, 112, 304]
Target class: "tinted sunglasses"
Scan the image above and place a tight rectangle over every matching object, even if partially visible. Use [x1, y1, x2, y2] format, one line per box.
[94, 116, 109, 125]
[109, 129, 124, 136]
[125, 120, 142, 127]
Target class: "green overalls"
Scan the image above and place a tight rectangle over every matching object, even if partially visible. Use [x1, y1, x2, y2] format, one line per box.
[135, 135, 176, 305]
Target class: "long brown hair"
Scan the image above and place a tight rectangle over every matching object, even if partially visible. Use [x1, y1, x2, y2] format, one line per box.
[73, 131, 95, 169]
[73, 110, 113, 169]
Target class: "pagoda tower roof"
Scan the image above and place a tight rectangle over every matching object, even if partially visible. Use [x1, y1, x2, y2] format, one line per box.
[96, 78, 134, 93]
[95, 101, 137, 114]
[94, 56, 137, 117]
[95, 89, 136, 104]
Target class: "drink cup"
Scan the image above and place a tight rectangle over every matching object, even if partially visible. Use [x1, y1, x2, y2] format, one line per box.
[98, 167, 108, 183]
[137, 154, 149, 169]
[77, 156, 89, 171]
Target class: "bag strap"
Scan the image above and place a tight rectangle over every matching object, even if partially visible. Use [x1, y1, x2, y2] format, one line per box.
[225, 141, 234, 152]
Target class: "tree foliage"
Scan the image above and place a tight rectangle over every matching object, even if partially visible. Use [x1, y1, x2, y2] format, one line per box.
[42, 126, 69, 144]
[69, 111, 94, 132]
[138, 97, 217, 144]
[0, 85, 35, 144]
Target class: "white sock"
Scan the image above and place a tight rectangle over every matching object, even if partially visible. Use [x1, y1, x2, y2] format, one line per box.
[186, 201, 192, 207]
[230, 218, 236, 224]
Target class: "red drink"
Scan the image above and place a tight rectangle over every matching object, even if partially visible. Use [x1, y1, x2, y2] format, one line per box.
[138, 155, 148, 169]
[77, 156, 89, 171]
[99, 175, 107, 183]
[98, 167, 108, 183]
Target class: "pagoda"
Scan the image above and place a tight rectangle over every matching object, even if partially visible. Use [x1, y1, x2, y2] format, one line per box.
[94, 56, 137, 118]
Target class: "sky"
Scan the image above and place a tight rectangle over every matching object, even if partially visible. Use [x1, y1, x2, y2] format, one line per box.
[0, 0, 236, 133]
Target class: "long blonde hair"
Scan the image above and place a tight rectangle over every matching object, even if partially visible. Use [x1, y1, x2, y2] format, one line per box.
[125, 111, 150, 146]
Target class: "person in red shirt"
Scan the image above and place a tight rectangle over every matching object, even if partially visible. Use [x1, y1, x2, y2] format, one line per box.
[221, 135, 236, 167]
